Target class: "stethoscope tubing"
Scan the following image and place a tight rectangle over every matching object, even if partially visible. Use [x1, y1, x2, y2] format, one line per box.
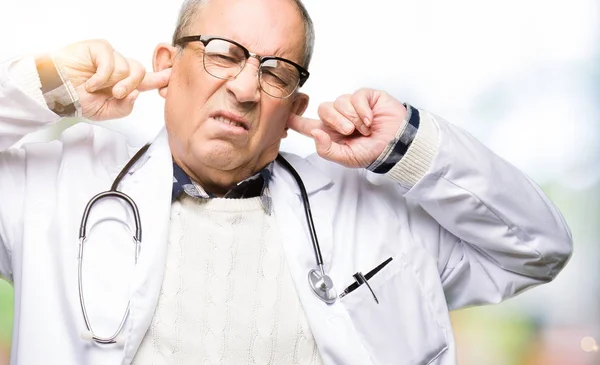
[77, 146, 336, 345]
[275, 155, 325, 270]
[77, 144, 149, 344]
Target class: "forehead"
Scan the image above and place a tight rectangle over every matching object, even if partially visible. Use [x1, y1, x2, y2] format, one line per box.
[190, 0, 305, 62]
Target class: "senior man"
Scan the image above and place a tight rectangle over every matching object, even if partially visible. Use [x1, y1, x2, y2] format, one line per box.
[0, 0, 571, 364]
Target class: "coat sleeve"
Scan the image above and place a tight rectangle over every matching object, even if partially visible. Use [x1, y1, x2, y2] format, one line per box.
[0, 57, 65, 281]
[383, 109, 573, 310]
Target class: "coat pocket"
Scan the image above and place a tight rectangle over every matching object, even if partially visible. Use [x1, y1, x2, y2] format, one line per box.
[340, 255, 448, 365]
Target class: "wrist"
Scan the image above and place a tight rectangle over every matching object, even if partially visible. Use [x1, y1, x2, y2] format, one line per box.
[35, 54, 81, 118]
[367, 103, 416, 172]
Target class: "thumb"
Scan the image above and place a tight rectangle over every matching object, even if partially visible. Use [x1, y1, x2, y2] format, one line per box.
[86, 89, 140, 121]
[137, 68, 172, 92]
[310, 129, 337, 160]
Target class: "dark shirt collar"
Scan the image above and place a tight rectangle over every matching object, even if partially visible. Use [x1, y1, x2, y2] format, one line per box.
[172, 161, 273, 214]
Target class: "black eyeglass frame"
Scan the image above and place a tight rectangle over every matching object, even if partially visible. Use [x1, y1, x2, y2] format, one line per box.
[175, 35, 310, 96]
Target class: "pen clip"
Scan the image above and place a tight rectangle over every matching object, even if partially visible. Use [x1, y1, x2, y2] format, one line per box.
[353, 272, 379, 304]
[339, 257, 393, 300]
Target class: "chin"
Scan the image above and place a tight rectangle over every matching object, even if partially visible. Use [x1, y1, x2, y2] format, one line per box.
[191, 140, 247, 170]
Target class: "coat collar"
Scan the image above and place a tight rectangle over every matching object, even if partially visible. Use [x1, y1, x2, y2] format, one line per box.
[274, 152, 334, 196]
[118, 128, 173, 364]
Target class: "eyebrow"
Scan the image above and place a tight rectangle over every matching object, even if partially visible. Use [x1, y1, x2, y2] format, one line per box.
[231, 34, 295, 59]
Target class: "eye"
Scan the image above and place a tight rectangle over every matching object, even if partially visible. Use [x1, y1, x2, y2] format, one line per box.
[207, 53, 239, 64]
[261, 69, 287, 85]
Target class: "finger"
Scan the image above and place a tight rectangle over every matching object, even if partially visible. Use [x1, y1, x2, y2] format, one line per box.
[88, 51, 131, 94]
[334, 95, 370, 136]
[93, 89, 140, 121]
[85, 42, 115, 92]
[111, 58, 146, 99]
[352, 88, 375, 127]
[286, 114, 322, 137]
[101, 51, 130, 92]
[138, 68, 172, 92]
[310, 129, 344, 162]
[318, 102, 355, 135]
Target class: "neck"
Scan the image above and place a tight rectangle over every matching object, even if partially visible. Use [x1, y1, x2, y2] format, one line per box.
[172, 153, 275, 197]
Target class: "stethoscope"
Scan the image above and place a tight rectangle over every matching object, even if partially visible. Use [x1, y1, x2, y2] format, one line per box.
[77, 143, 337, 345]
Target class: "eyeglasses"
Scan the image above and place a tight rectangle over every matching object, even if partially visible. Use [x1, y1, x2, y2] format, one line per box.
[175, 35, 310, 99]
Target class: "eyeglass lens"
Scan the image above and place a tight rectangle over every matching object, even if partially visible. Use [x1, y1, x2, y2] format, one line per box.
[203, 38, 300, 98]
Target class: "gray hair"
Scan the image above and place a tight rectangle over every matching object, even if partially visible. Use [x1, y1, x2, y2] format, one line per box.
[171, 0, 315, 68]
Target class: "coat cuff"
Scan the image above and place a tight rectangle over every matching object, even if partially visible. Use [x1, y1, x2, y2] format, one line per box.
[6, 55, 82, 118]
[35, 55, 81, 118]
[385, 110, 439, 187]
[367, 105, 440, 188]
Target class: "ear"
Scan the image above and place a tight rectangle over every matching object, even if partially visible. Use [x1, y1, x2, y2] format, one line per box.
[282, 92, 309, 138]
[152, 43, 178, 98]
[292, 92, 309, 116]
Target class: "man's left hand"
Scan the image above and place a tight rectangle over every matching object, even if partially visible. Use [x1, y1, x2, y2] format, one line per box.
[287, 88, 407, 168]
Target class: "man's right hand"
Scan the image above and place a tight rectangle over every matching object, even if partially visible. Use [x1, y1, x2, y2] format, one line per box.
[53, 39, 171, 121]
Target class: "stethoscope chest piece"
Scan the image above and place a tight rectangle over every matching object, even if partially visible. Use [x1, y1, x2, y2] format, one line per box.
[308, 268, 337, 304]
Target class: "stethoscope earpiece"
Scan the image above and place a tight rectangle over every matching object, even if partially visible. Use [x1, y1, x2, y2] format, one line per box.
[81, 331, 126, 346]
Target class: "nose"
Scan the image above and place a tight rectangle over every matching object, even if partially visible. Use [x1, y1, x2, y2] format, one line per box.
[225, 58, 261, 104]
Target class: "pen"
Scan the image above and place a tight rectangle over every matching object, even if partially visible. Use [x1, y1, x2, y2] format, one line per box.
[353, 272, 379, 304]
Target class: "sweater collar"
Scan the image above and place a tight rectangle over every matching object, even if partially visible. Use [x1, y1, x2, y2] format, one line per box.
[171, 161, 273, 214]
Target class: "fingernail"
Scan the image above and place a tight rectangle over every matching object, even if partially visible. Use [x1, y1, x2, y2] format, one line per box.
[85, 80, 96, 93]
[363, 117, 371, 127]
[344, 121, 354, 134]
[359, 125, 371, 136]
[114, 86, 126, 99]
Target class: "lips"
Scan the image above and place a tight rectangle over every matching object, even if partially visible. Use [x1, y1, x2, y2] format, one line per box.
[210, 111, 250, 131]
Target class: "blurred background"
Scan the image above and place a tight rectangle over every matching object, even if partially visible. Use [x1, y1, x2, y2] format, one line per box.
[0, 0, 598, 364]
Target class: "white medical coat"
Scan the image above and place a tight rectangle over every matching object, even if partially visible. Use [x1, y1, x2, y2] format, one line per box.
[0, 67, 572, 365]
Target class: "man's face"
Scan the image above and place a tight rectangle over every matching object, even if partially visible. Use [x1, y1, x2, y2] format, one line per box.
[159, 0, 308, 182]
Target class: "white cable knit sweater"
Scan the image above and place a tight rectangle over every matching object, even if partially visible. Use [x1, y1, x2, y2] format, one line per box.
[132, 195, 323, 365]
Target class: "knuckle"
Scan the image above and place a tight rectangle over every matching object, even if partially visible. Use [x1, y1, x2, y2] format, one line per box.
[350, 91, 362, 102]
[335, 95, 351, 109]
[333, 98, 343, 109]
[112, 69, 130, 81]
[335, 116, 351, 130]
[128, 58, 142, 70]
[318, 101, 331, 111]
[351, 89, 369, 103]
[129, 60, 146, 80]
[93, 39, 113, 51]
[317, 102, 332, 116]
[336, 94, 351, 104]
[334, 95, 351, 111]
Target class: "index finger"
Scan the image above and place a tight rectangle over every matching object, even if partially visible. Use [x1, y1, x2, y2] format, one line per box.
[137, 68, 172, 92]
[287, 114, 322, 137]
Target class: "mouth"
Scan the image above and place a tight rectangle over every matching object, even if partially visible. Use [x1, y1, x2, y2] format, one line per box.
[210, 112, 250, 131]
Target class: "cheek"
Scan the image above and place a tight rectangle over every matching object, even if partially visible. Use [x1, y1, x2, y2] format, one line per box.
[255, 103, 291, 141]
[164, 68, 221, 136]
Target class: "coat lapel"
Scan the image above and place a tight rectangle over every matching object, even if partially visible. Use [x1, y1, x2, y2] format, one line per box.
[270, 154, 373, 365]
[272, 153, 335, 267]
[118, 129, 173, 364]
